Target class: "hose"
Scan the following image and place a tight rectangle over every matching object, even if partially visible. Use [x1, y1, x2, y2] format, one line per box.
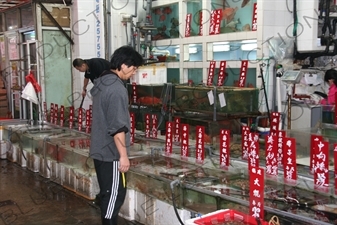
[170, 179, 185, 225]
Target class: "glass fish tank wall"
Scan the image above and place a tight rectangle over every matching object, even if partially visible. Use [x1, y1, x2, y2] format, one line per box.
[186, 0, 202, 37]
[151, 3, 179, 40]
[209, 40, 257, 61]
[211, 0, 257, 33]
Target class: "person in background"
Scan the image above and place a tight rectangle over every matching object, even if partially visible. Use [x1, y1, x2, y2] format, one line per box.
[89, 46, 143, 225]
[73, 58, 111, 97]
[320, 69, 337, 105]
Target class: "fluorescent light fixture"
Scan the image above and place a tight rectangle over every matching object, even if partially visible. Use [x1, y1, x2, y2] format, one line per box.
[189, 47, 197, 54]
[241, 43, 257, 51]
[241, 39, 256, 43]
[213, 42, 229, 45]
[175, 47, 198, 54]
[213, 45, 230, 52]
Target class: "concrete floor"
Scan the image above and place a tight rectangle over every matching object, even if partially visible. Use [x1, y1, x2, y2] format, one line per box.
[0, 159, 139, 225]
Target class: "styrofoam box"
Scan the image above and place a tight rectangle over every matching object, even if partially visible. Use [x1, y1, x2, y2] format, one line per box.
[27, 152, 40, 173]
[60, 164, 77, 192]
[74, 169, 99, 200]
[18, 148, 28, 167]
[7, 143, 18, 163]
[0, 140, 7, 159]
[50, 160, 61, 184]
[120, 190, 191, 225]
[39, 157, 52, 178]
[130, 66, 167, 85]
[119, 189, 146, 224]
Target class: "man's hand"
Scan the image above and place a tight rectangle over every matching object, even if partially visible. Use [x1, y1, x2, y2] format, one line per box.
[82, 89, 86, 98]
[119, 156, 130, 172]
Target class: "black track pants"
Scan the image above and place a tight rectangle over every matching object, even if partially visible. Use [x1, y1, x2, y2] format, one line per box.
[94, 160, 127, 225]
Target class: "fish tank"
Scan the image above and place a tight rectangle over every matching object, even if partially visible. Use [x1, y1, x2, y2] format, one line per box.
[174, 85, 259, 115]
[210, 0, 257, 34]
[151, 3, 179, 40]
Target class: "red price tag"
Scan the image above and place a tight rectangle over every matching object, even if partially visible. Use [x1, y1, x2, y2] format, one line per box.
[207, 61, 216, 86]
[310, 135, 323, 173]
[50, 103, 54, 123]
[220, 129, 230, 169]
[185, 13, 192, 37]
[145, 113, 150, 138]
[238, 60, 248, 87]
[195, 126, 205, 164]
[132, 83, 137, 104]
[217, 61, 227, 86]
[249, 167, 264, 219]
[151, 114, 158, 139]
[252, 3, 257, 31]
[283, 137, 297, 184]
[242, 126, 250, 159]
[174, 117, 181, 143]
[265, 135, 278, 177]
[130, 112, 135, 145]
[165, 121, 173, 155]
[270, 112, 280, 136]
[248, 132, 259, 171]
[180, 124, 189, 159]
[276, 130, 286, 166]
[69, 106, 74, 129]
[313, 140, 329, 192]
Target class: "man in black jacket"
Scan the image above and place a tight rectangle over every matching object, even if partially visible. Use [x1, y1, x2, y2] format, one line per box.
[73, 58, 111, 97]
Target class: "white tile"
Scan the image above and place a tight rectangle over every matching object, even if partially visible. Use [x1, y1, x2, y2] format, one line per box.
[263, 11, 275, 26]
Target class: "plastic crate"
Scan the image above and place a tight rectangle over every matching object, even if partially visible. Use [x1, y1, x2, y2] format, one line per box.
[185, 209, 268, 225]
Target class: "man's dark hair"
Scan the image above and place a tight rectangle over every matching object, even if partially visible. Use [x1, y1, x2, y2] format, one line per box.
[110, 46, 144, 70]
[72, 58, 86, 67]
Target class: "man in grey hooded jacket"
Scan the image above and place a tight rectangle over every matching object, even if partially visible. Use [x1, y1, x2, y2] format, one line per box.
[90, 45, 143, 225]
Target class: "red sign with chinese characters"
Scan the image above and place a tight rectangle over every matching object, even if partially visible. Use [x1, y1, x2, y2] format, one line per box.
[252, 3, 257, 31]
[85, 110, 90, 133]
[54, 104, 58, 125]
[310, 135, 323, 173]
[283, 137, 297, 184]
[313, 140, 329, 192]
[185, 13, 192, 37]
[69, 106, 74, 129]
[207, 61, 216, 86]
[78, 108, 83, 132]
[248, 132, 260, 170]
[220, 129, 230, 169]
[145, 113, 150, 138]
[198, 11, 203, 36]
[334, 144, 337, 195]
[130, 112, 135, 145]
[217, 61, 226, 86]
[242, 126, 250, 159]
[209, 9, 222, 35]
[238, 60, 248, 87]
[165, 121, 173, 155]
[151, 114, 158, 138]
[60, 105, 64, 127]
[249, 167, 264, 220]
[195, 126, 205, 164]
[265, 135, 278, 177]
[43, 102, 47, 122]
[180, 124, 189, 159]
[174, 117, 181, 143]
[50, 103, 54, 123]
[270, 112, 280, 136]
[132, 83, 137, 104]
[276, 130, 286, 166]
